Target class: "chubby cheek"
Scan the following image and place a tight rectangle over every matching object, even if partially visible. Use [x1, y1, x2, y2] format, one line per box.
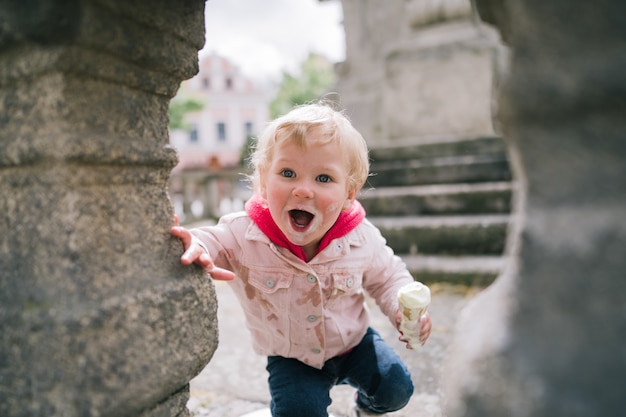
[325, 204, 338, 213]
[328, 194, 354, 214]
[263, 180, 283, 203]
[321, 201, 346, 225]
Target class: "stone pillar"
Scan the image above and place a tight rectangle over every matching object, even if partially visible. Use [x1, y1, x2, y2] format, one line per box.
[383, 0, 503, 144]
[335, 0, 507, 148]
[333, 0, 407, 145]
[444, 1, 626, 416]
[0, 1, 218, 417]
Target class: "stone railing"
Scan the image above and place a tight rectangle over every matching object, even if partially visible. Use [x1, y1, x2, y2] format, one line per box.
[169, 167, 252, 224]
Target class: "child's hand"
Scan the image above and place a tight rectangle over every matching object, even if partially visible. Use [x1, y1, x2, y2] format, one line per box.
[171, 220, 235, 281]
[395, 310, 432, 349]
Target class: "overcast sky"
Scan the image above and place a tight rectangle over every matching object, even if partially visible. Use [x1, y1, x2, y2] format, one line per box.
[200, 0, 345, 85]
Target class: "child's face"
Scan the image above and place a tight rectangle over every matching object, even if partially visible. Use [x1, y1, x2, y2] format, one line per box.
[260, 130, 356, 258]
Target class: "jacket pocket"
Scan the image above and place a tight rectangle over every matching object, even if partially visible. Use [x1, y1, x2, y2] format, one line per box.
[247, 269, 294, 312]
[330, 272, 363, 298]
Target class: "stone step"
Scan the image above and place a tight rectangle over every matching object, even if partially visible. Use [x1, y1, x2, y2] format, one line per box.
[367, 153, 512, 187]
[369, 214, 510, 256]
[359, 181, 514, 216]
[364, 137, 512, 286]
[368, 136, 507, 162]
[367, 136, 511, 188]
[400, 254, 505, 286]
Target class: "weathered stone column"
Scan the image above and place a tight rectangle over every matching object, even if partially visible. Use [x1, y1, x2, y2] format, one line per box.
[335, 0, 507, 148]
[445, 0, 626, 416]
[0, 1, 218, 416]
[383, 0, 503, 143]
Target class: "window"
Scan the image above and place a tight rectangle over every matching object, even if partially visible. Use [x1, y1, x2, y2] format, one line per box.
[217, 122, 227, 142]
[225, 77, 232, 90]
[189, 123, 199, 143]
[202, 77, 210, 89]
[244, 121, 253, 136]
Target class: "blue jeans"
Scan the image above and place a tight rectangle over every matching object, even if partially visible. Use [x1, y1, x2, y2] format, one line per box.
[266, 327, 414, 417]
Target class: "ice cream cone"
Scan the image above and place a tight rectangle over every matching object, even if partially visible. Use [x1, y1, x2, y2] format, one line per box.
[397, 282, 431, 349]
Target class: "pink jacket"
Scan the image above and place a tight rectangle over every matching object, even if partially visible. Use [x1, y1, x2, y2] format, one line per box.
[191, 211, 415, 369]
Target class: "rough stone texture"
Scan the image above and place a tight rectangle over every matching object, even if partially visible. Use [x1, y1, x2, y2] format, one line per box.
[334, 0, 506, 147]
[0, 1, 219, 416]
[444, 1, 626, 416]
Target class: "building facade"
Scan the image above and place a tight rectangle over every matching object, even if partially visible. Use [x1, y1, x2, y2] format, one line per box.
[170, 53, 271, 171]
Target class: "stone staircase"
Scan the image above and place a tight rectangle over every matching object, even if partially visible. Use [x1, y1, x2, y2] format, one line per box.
[360, 136, 514, 286]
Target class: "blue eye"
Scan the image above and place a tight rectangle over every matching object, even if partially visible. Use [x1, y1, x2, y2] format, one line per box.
[281, 169, 295, 178]
[317, 174, 331, 183]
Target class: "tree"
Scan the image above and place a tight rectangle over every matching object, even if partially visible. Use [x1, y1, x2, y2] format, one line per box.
[269, 52, 337, 119]
[168, 98, 204, 130]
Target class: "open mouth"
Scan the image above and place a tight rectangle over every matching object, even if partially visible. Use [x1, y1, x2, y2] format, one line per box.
[289, 209, 314, 229]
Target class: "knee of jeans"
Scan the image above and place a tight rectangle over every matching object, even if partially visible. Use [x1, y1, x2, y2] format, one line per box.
[360, 387, 413, 414]
[365, 365, 414, 412]
[390, 365, 414, 406]
[392, 380, 414, 410]
[386, 380, 414, 411]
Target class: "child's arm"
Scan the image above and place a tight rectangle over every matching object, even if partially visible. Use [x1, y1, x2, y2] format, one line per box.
[395, 310, 432, 350]
[171, 223, 236, 281]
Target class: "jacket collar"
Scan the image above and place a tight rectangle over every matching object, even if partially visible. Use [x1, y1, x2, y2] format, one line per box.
[245, 194, 366, 262]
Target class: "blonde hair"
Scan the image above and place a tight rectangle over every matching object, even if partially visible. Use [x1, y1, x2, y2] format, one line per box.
[249, 102, 370, 194]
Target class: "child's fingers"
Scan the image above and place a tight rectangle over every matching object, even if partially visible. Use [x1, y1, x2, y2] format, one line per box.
[185, 252, 236, 279]
[398, 334, 415, 350]
[180, 245, 207, 265]
[195, 255, 235, 280]
[198, 252, 214, 267]
[419, 314, 431, 332]
[171, 226, 192, 247]
[208, 266, 236, 281]
[418, 313, 432, 344]
[170, 225, 234, 280]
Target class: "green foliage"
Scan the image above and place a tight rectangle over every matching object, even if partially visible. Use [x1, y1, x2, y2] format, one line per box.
[239, 134, 256, 171]
[269, 52, 336, 119]
[168, 98, 204, 130]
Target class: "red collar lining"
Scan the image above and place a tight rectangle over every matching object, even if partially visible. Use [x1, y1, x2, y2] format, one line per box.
[245, 194, 365, 262]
